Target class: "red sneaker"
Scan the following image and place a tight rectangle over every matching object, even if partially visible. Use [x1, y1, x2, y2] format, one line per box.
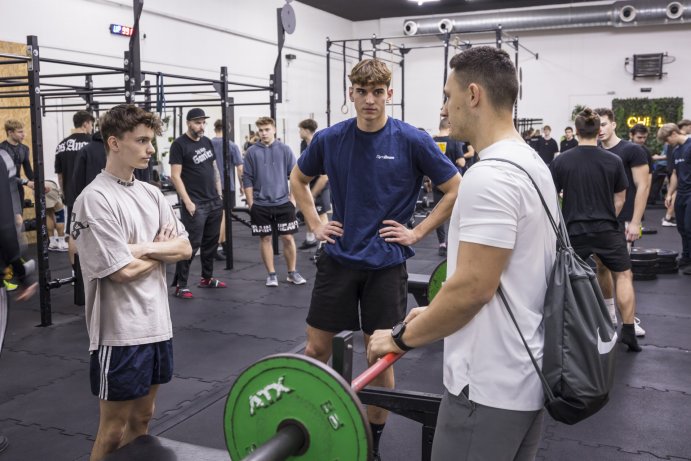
[198, 278, 227, 288]
[174, 287, 193, 299]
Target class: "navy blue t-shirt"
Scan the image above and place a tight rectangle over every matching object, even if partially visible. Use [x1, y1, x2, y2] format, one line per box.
[673, 137, 691, 195]
[297, 117, 457, 270]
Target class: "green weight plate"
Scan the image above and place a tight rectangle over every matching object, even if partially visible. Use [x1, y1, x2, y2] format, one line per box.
[428, 259, 447, 302]
[225, 354, 372, 461]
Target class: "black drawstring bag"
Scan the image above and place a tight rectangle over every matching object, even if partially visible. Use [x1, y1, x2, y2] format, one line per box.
[489, 158, 617, 425]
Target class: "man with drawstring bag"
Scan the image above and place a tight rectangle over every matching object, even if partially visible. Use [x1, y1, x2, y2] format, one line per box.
[368, 47, 556, 460]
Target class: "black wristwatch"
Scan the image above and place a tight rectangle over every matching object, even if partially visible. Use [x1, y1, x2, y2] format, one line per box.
[391, 321, 414, 352]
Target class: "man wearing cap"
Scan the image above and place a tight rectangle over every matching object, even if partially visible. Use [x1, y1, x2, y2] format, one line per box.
[170, 108, 226, 298]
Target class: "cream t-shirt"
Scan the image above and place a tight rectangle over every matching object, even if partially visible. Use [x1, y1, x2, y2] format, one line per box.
[72, 170, 188, 351]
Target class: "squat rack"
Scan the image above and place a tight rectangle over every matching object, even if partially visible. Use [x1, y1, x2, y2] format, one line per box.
[325, 26, 538, 126]
[0, 2, 287, 327]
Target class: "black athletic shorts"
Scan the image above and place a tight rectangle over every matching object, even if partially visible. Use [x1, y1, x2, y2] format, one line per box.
[570, 230, 632, 272]
[306, 252, 408, 335]
[250, 203, 299, 236]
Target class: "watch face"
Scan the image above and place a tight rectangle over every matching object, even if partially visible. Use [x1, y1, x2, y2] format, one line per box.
[392, 322, 404, 337]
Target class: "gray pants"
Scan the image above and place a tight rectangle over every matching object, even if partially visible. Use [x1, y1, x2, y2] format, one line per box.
[432, 388, 544, 461]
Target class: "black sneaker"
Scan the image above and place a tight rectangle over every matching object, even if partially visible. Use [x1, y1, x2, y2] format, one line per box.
[298, 240, 318, 250]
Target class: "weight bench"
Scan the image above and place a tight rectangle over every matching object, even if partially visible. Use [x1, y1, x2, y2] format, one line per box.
[408, 273, 431, 306]
[407, 260, 447, 306]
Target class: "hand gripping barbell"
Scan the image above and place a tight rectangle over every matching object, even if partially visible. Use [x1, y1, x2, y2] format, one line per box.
[224, 352, 404, 461]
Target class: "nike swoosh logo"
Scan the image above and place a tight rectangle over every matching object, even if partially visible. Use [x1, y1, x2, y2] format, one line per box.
[597, 328, 617, 355]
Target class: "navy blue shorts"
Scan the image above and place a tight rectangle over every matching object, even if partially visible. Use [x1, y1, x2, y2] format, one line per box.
[90, 340, 174, 401]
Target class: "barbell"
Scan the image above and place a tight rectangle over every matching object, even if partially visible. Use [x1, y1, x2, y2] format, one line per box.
[224, 352, 403, 461]
[223, 260, 446, 460]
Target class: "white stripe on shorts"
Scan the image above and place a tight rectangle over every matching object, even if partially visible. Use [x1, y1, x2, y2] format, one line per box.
[98, 346, 112, 400]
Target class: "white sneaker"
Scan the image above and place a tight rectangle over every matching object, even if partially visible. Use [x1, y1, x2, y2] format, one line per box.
[634, 317, 646, 337]
[661, 217, 676, 227]
[57, 238, 69, 252]
[266, 274, 279, 287]
[48, 240, 60, 252]
[286, 271, 306, 285]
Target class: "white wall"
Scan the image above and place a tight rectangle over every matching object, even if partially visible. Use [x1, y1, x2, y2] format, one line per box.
[0, 0, 353, 179]
[3, 0, 690, 181]
[352, 14, 691, 139]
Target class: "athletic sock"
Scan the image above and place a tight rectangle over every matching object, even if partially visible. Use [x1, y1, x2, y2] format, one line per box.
[605, 298, 616, 325]
[305, 232, 316, 243]
[621, 324, 642, 352]
[370, 423, 385, 455]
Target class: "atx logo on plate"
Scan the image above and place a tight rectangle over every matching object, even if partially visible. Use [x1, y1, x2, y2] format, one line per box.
[248, 376, 293, 416]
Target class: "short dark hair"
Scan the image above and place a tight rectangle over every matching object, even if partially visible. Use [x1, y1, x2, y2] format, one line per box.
[73, 110, 95, 128]
[256, 116, 275, 127]
[574, 108, 600, 139]
[543, 125, 552, 131]
[630, 123, 648, 135]
[449, 47, 518, 112]
[678, 119, 691, 129]
[100, 105, 162, 153]
[298, 118, 318, 133]
[214, 119, 224, 132]
[564, 126, 573, 132]
[593, 108, 615, 122]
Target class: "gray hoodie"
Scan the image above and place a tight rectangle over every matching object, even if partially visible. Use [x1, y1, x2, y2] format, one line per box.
[243, 141, 296, 206]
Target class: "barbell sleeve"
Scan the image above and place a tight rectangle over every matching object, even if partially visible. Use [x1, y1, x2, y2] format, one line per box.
[243, 424, 305, 461]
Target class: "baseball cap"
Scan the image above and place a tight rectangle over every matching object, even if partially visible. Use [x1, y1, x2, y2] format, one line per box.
[186, 108, 210, 121]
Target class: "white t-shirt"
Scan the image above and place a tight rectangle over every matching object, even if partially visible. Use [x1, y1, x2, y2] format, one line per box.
[443, 139, 558, 412]
[72, 170, 188, 351]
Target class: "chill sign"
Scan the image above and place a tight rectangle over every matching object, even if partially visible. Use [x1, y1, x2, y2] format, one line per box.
[626, 116, 665, 128]
[109, 24, 134, 37]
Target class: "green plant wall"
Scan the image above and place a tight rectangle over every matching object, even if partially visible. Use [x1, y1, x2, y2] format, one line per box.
[612, 97, 684, 153]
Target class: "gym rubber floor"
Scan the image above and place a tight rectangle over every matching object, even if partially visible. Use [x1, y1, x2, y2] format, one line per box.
[1, 206, 689, 461]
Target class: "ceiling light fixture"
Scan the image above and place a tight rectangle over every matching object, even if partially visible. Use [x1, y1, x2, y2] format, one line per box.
[408, 0, 441, 6]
